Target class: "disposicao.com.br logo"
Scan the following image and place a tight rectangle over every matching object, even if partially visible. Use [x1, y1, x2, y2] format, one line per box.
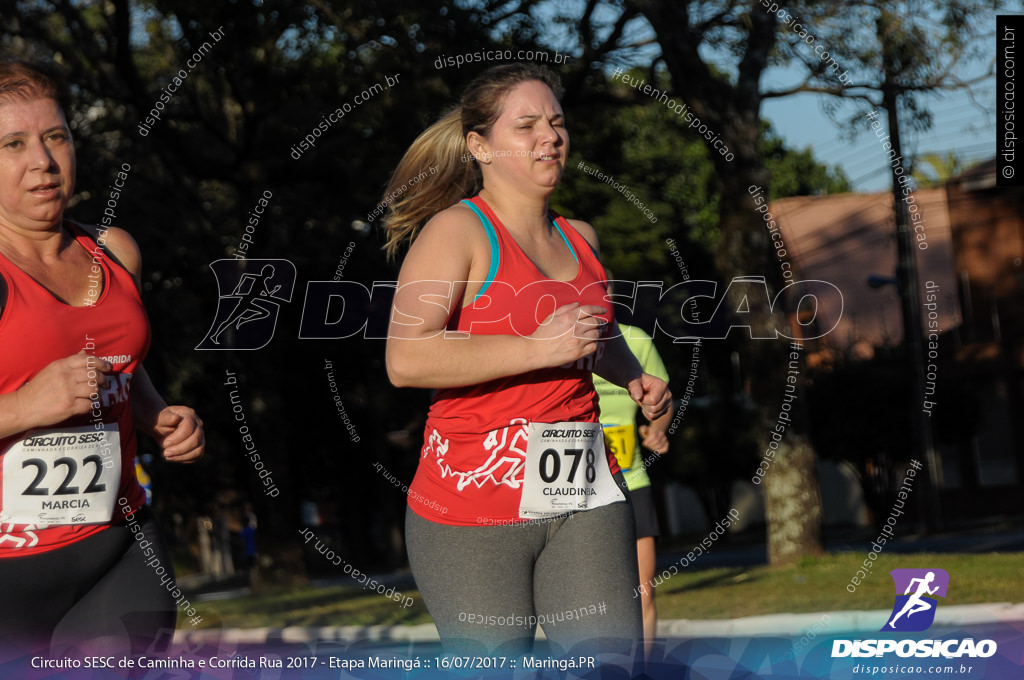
[832, 568, 997, 659]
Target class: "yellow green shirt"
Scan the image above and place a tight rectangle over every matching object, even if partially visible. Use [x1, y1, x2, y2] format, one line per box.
[594, 324, 669, 491]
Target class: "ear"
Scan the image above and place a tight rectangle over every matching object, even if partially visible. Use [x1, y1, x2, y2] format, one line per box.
[466, 131, 491, 164]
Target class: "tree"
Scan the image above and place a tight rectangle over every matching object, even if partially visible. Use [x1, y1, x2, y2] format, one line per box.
[553, 68, 847, 524]
[2, 0, 852, 579]
[768, 0, 1003, 531]
[0, 0, 509, 585]
[477, 0, 997, 563]
[496, 0, 824, 564]
[911, 151, 963, 188]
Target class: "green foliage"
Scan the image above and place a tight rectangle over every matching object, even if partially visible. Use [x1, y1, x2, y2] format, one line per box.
[555, 68, 848, 285]
[1, 2, 852, 581]
[762, 123, 851, 199]
[552, 68, 847, 512]
[912, 151, 962, 187]
[2, 0, 501, 577]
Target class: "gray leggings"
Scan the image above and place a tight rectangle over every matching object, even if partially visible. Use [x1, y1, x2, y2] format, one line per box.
[405, 490, 642, 657]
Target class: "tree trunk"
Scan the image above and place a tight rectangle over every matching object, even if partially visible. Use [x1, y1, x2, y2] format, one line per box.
[715, 119, 824, 567]
[764, 435, 824, 564]
[632, 0, 825, 565]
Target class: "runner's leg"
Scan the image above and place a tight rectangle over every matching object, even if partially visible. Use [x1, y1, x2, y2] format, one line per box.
[406, 507, 546, 656]
[533, 487, 642, 657]
[637, 537, 657, 647]
[0, 544, 92, 653]
[52, 508, 178, 655]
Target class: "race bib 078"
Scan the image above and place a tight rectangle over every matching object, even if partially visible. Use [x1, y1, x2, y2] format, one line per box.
[519, 421, 625, 519]
[1, 424, 121, 527]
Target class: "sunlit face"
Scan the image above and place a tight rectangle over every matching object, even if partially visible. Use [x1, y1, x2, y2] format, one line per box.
[0, 96, 75, 235]
[474, 80, 568, 191]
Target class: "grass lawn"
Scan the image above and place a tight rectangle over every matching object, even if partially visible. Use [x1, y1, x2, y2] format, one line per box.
[188, 583, 433, 630]
[185, 552, 1024, 630]
[654, 551, 1024, 620]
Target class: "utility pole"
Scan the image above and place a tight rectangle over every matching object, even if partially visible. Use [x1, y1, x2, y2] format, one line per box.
[880, 19, 943, 533]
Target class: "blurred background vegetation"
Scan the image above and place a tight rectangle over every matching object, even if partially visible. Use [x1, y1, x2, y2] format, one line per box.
[0, 0, 1010, 598]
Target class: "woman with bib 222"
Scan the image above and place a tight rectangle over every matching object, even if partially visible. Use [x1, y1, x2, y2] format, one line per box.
[0, 61, 204, 656]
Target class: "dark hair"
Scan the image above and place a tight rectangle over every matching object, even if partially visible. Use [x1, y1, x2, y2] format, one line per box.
[0, 60, 71, 116]
[380, 63, 565, 258]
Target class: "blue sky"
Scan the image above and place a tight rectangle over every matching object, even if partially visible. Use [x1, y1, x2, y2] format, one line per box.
[749, 2, 1003, 193]
[566, 1, 1007, 194]
[761, 66, 997, 193]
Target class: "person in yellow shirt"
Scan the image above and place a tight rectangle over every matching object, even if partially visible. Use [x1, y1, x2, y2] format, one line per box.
[594, 322, 672, 655]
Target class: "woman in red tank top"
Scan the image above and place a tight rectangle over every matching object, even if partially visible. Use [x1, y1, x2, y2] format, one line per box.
[380, 64, 671, 658]
[0, 61, 204, 655]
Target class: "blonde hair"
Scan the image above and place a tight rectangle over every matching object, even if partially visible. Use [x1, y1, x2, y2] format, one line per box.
[380, 63, 564, 259]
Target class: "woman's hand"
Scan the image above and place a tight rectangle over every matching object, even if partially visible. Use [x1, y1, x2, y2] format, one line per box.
[626, 374, 672, 422]
[11, 351, 112, 430]
[150, 405, 205, 463]
[639, 424, 670, 455]
[529, 303, 607, 368]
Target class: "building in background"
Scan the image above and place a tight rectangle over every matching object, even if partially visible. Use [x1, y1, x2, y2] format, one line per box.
[943, 159, 1024, 511]
[763, 160, 1022, 525]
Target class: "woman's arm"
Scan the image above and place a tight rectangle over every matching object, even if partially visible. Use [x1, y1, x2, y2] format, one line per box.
[594, 322, 644, 388]
[594, 324, 673, 422]
[0, 352, 113, 439]
[386, 206, 606, 389]
[96, 225, 205, 463]
[131, 365, 204, 462]
[640, 410, 673, 455]
[569, 217, 673, 421]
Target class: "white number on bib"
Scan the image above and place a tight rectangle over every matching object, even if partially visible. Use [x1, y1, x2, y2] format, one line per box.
[519, 422, 625, 519]
[1, 425, 121, 527]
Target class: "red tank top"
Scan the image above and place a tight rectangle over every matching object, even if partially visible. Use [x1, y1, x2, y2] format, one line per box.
[408, 196, 617, 525]
[0, 222, 149, 557]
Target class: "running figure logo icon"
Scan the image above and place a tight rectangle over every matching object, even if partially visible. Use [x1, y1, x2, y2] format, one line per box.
[881, 568, 949, 632]
[196, 259, 296, 350]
